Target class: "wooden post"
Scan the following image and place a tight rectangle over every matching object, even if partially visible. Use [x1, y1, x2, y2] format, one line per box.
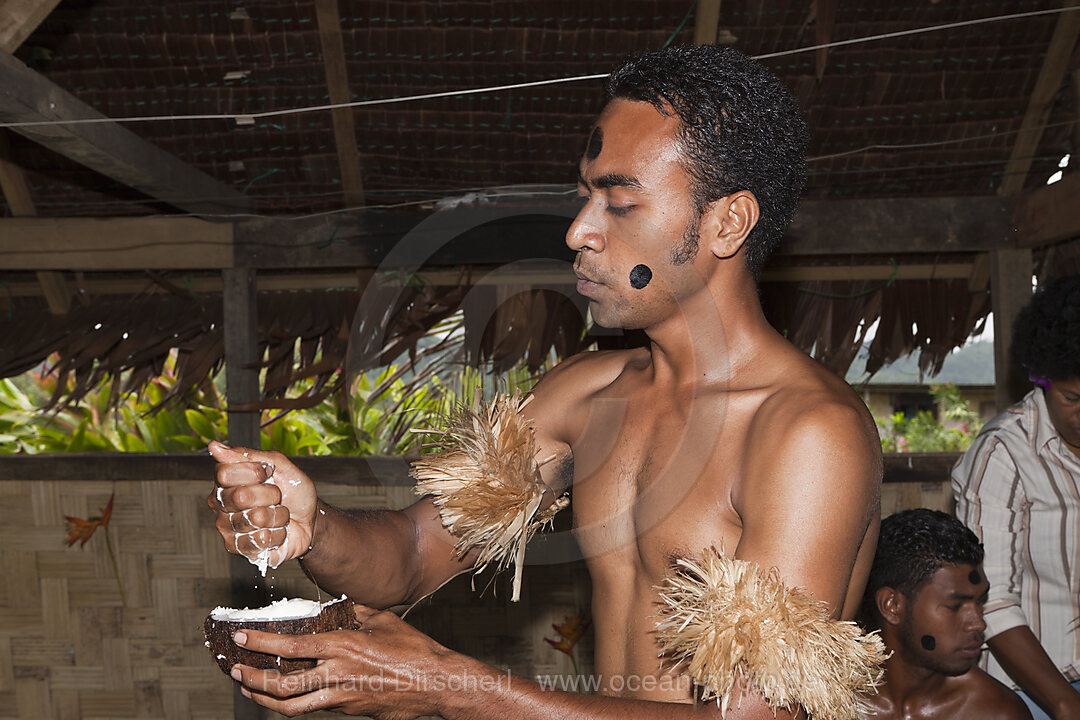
[990, 248, 1033, 412]
[0, 130, 71, 313]
[221, 267, 268, 720]
[693, 0, 721, 45]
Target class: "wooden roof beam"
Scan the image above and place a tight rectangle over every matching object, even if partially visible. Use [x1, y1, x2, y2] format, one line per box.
[0, 0, 61, 53]
[0, 262, 978, 299]
[315, 0, 365, 207]
[997, 1, 1080, 196]
[0, 216, 233, 269]
[0, 194, 1015, 272]
[0, 123, 70, 313]
[0, 1, 70, 312]
[1014, 170, 1080, 247]
[0, 50, 252, 215]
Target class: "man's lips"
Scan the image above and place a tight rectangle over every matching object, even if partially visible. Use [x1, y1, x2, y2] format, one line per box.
[575, 271, 602, 295]
[957, 642, 984, 658]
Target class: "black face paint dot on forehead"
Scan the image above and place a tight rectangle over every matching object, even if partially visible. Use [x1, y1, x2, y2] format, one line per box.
[629, 264, 653, 290]
[586, 127, 603, 160]
[969, 569, 981, 585]
[921, 635, 937, 651]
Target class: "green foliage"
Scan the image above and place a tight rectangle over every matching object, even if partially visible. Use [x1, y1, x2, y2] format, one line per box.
[0, 367, 228, 455]
[875, 382, 983, 453]
[0, 350, 547, 457]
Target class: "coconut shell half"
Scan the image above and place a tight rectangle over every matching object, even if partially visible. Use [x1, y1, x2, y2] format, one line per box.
[203, 596, 356, 675]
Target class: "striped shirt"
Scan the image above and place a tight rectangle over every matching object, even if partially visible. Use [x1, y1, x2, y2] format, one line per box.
[952, 388, 1080, 686]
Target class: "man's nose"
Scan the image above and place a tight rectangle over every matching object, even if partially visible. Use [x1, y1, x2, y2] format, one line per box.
[966, 609, 988, 634]
[566, 206, 606, 254]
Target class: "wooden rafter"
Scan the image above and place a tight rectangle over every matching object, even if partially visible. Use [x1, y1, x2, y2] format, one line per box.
[0, 131, 71, 313]
[0, 0, 69, 313]
[0, 50, 253, 215]
[0, 0, 61, 54]
[1013, 171, 1080, 247]
[997, 1, 1080, 196]
[315, 0, 365, 207]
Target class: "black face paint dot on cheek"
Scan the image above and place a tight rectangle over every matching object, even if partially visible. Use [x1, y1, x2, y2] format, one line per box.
[921, 635, 937, 651]
[629, 264, 653, 290]
[586, 128, 603, 160]
[969, 569, 981, 585]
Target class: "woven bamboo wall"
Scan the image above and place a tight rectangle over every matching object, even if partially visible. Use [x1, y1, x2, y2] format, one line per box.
[0, 458, 949, 719]
[0, 472, 593, 720]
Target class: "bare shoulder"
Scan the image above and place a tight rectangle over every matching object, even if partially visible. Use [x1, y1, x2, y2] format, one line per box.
[521, 348, 645, 492]
[731, 346, 882, 608]
[954, 669, 1033, 720]
[525, 348, 644, 437]
[745, 353, 882, 487]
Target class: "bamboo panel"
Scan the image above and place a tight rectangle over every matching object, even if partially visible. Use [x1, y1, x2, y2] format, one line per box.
[0, 691, 16, 717]
[0, 472, 443, 719]
[0, 638, 12, 692]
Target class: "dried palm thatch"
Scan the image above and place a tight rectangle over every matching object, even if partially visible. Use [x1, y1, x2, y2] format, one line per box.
[0, 272, 594, 416]
[410, 392, 568, 601]
[655, 548, 886, 720]
[760, 269, 992, 379]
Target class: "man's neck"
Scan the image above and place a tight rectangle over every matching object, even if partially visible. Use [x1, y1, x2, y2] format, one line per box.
[877, 655, 951, 715]
[641, 270, 772, 387]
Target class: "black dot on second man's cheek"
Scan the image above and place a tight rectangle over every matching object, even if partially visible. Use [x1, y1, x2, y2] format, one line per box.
[921, 635, 936, 651]
[629, 264, 653, 290]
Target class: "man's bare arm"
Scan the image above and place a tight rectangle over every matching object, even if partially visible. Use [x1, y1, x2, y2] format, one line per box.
[735, 396, 881, 613]
[230, 607, 789, 719]
[208, 443, 475, 608]
[208, 353, 601, 608]
[296, 497, 477, 607]
[988, 626, 1080, 719]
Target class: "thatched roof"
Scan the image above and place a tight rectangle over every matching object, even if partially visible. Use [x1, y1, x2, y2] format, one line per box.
[5, 1, 1077, 213]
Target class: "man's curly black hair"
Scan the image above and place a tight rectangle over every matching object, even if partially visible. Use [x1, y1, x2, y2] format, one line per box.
[864, 509, 984, 623]
[1011, 274, 1080, 382]
[605, 45, 808, 279]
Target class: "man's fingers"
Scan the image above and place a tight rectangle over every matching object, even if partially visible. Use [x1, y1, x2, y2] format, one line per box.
[209, 441, 279, 470]
[240, 685, 337, 718]
[350, 604, 382, 627]
[231, 664, 325, 699]
[234, 629, 333, 659]
[214, 460, 276, 490]
[232, 528, 288, 556]
[216, 483, 282, 513]
[229, 505, 289, 533]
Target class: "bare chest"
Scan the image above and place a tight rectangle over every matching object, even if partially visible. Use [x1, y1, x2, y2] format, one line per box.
[569, 392, 748, 581]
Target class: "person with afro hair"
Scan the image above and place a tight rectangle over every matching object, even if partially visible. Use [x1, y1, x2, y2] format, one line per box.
[952, 275, 1080, 719]
[860, 508, 1030, 720]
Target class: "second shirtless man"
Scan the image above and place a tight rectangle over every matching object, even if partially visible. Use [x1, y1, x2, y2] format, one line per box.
[209, 45, 883, 719]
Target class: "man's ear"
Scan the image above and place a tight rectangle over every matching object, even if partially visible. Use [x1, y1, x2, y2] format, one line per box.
[702, 191, 759, 260]
[876, 587, 906, 626]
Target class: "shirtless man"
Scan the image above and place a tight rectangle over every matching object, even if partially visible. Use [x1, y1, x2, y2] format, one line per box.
[208, 45, 882, 718]
[860, 509, 1031, 720]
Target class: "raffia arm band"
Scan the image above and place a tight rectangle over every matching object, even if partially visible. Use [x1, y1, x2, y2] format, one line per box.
[410, 392, 568, 602]
[655, 547, 886, 720]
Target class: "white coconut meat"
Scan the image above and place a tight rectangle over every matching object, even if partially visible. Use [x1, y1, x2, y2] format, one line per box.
[210, 595, 346, 622]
